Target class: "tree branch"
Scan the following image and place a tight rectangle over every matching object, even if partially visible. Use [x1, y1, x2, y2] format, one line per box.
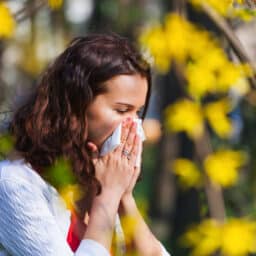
[14, 0, 47, 23]
[201, 2, 256, 88]
[195, 131, 226, 221]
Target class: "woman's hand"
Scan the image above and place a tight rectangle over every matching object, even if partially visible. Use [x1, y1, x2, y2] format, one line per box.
[84, 118, 140, 249]
[120, 120, 143, 203]
[87, 118, 140, 202]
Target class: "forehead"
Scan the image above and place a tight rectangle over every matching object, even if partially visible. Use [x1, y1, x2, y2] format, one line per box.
[102, 74, 148, 105]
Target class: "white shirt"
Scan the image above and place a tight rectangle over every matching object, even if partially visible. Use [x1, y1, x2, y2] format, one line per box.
[0, 159, 170, 256]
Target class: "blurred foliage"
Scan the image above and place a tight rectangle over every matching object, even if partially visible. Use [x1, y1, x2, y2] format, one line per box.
[182, 218, 256, 256]
[164, 99, 204, 139]
[44, 157, 84, 211]
[59, 183, 84, 211]
[204, 149, 247, 187]
[0, 133, 14, 158]
[172, 158, 203, 189]
[44, 157, 76, 189]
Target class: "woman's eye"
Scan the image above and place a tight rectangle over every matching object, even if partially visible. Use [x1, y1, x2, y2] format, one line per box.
[116, 109, 128, 114]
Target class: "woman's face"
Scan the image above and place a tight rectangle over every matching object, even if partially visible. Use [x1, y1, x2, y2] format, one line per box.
[86, 74, 148, 148]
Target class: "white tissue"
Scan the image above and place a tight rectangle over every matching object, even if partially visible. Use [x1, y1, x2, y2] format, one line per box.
[100, 119, 146, 167]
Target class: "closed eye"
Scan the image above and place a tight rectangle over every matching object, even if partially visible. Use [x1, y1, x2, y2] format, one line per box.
[115, 109, 130, 114]
[114, 103, 145, 117]
[115, 109, 143, 117]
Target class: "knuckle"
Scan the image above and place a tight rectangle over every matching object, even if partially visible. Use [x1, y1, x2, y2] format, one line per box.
[113, 153, 120, 163]
[131, 149, 137, 156]
[126, 141, 132, 148]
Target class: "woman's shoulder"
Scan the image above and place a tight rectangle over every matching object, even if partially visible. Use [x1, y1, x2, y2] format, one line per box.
[0, 158, 48, 190]
[0, 157, 71, 228]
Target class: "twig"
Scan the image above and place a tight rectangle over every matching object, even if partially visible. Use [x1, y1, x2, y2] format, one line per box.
[14, 0, 47, 23]
[201, 2, 256, 89]
[244, 0, 256, 9]
[195, 131, 226, 221]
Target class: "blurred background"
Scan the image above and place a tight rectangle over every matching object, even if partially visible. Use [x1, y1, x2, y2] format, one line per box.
[1, 0, 256, 255]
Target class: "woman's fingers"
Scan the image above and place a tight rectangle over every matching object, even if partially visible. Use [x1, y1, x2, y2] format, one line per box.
[120, 137, 141, 195]
[120, 118, 130, 145]
[116, 118, 133, 155]
[129, 166, 141, 188]
[120, 121, 137, 159]
[128, 135, 140, 164]
[93, 121, 142, 197]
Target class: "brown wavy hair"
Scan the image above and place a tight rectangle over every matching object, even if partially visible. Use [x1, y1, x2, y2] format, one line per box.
[9, 33, 151, 195]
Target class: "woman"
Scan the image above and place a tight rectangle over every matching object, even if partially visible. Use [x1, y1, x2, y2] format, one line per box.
[0, 33, 170, 255]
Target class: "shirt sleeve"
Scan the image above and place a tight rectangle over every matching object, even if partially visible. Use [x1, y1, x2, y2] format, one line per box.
[0, 178, 110, 256]
[76, 239, 110, 256]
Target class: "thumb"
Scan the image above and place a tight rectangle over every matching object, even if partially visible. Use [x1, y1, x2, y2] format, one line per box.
[86, 142, 99, 161]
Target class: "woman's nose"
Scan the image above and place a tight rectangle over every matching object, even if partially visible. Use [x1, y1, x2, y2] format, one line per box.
[123, 113, 138, 122]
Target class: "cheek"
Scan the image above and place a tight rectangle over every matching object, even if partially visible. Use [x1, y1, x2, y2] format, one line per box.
[87, 111, 122, 145]
[99, 112, 122, 137]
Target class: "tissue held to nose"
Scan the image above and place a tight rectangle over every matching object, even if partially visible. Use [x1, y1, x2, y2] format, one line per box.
[100, 119, 146, 167]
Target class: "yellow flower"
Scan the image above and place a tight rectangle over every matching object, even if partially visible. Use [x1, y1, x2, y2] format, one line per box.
[0, 3, 15, 38]
[172, 159, 202, 188]
[165, 99, 204, 139]
[139, 25, 170, 73]
[197, 47, 228, 71]
[188, 31, 217, 60]
[186, 46, 250, 98]
[231, 78, 250, 96]
[204, 99, 233, 138]
[182, 218, 256, 256]
[59, 184, 84, 211]
[164, 14, 192, 62]
[48, 0, 63, 10]
[182, 219, 222, 256]
[186, 62, 217, 98]
[204, 150, 246, 187]
[217, 61, 252, 95]
[217, 63, 243, 92]
[221, 219, 256, 256]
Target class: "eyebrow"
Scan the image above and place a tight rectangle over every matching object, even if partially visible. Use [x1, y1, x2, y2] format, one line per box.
[115, 102, 145, 109]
